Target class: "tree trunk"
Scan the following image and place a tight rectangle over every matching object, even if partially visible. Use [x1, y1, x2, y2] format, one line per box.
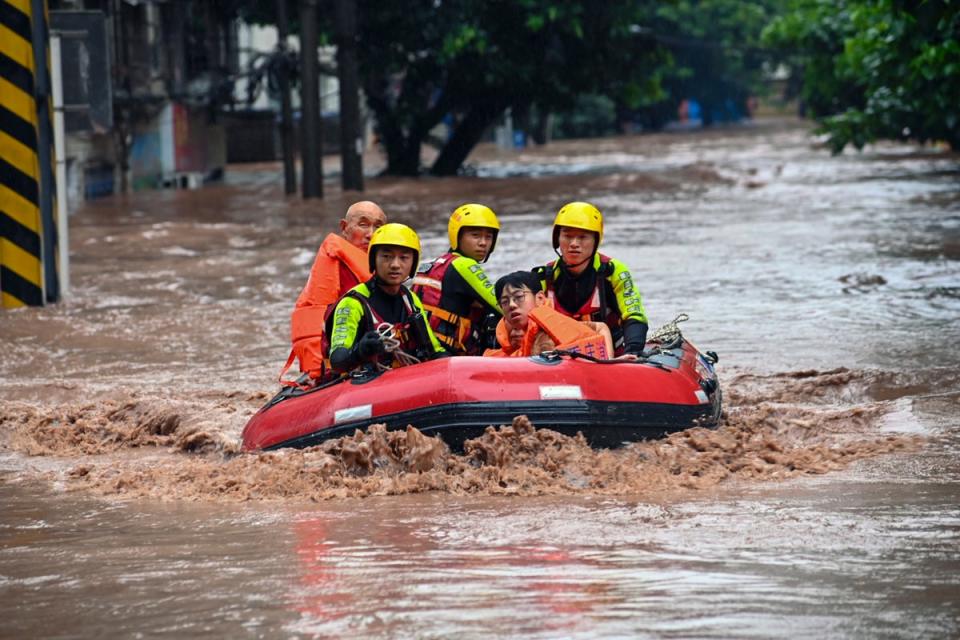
[396, 136, 422, 176]
[531, 108, 553, 145]
[365, 82, 449, 176]
[700, 99, 714, 127]
[430, 101, 507, 176]
[365, 93, 419, 176]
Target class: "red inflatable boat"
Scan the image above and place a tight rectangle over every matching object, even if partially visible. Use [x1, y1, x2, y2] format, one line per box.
[242, 337, 721, 452]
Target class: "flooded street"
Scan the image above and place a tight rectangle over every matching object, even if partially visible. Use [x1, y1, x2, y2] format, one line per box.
[1, 119, 958, 637]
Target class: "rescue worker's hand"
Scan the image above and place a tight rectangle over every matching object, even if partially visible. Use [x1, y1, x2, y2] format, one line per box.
[357, 330, 386, 358]
[621, 320, 649, 356]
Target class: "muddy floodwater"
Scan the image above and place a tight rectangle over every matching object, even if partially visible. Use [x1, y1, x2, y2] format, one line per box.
[1, 119, 958, 638]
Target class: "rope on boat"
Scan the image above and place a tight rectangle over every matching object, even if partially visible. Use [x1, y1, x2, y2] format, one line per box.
[648, 313, 689, 349]
[540, 314, 693, 365]
[375, 322, 421, 369]
[542, 349, 667, 368]
[544, 349, 619, 364]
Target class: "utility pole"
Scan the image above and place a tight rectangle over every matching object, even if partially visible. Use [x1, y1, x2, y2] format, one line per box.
[276, 0, 296, 195]
[335, 0, 363, 191]
[31, 0, 59, 302]
[299, 0, 322, 198]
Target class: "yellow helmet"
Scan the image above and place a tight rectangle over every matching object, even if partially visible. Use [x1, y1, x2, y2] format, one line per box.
[552, 201, 603, 251]
[448, 203, 500, 261]
[368, 223, 421, 277]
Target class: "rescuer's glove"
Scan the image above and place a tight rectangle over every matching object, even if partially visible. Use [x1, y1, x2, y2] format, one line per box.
[622, 320, 649, 356]
[357, 330, 387, 358]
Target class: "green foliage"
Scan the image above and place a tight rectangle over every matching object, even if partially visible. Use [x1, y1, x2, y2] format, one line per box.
[764, 0, 960, 151]
[236, 0, 668, 173]
[353, 0, 671, 173]
[233, 0, 802, 171]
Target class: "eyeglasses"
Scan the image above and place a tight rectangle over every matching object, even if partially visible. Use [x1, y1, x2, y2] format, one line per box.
[498, 291, 531, 308]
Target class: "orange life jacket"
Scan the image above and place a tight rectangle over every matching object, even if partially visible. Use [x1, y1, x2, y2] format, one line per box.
[484, 305, 612, 359]
[282, 234, 371, 382]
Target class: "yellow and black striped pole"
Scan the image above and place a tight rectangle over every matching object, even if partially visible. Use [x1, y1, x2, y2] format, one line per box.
[0, 0, 59, 308]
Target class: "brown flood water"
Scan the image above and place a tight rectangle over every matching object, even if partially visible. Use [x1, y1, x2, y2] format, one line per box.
[1, 119, 958, 638]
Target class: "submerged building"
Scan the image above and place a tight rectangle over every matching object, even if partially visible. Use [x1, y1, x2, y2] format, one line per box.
[48, 0, 341, 211]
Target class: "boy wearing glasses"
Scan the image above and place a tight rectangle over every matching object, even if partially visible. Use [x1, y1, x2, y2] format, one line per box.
[484, 271, 620, 359]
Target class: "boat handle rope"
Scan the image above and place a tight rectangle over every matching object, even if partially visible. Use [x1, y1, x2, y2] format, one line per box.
[542, 349, 623, 365]
[375, 322, 421, 368]
[541, 349, 667, 369]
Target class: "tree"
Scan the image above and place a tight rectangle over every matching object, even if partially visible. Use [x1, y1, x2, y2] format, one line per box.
[240, 1, 796, 174]
[763, 0, 960, 151]
[358, 0, 667, 175]
[239, 0, 668, 176]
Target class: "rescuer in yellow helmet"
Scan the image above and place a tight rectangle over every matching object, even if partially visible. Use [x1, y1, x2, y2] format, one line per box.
[327, 223, 446, 372]
[534, 202, 649, 356]
[411, 203, 503, 355]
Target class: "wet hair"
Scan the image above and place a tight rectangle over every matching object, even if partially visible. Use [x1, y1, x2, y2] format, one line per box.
[494, 271, 543, 301]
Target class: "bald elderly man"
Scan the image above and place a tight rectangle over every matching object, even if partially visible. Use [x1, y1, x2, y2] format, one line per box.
[283, 201, 387, 382]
